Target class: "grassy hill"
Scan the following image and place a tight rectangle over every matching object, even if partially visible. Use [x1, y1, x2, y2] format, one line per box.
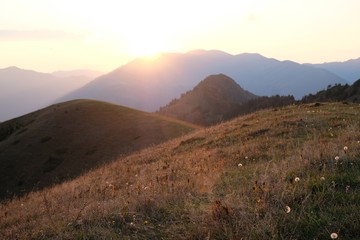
[0, 100, 198, 201]
[1, 102, 360, 239]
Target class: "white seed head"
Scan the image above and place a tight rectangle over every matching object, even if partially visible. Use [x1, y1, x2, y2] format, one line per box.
[294, 177, 300, 182]
[335, 156, 340, 161]
[285, 206, 291, 213]
[238, 163, 243, 167]
[320, 177, 325, 181]
[330, 232, 338, 239]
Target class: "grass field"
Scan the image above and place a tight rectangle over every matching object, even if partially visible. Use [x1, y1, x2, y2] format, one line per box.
[1, 102, 359, 239]
[0, 99, 198, 201]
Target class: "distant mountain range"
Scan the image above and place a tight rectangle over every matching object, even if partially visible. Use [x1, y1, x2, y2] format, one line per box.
[58, 50, 346, 112]
[0, 99, 197, 200]
[2, 50, 358, 121]
[0, 67, 100, 121]
[310, 57, 360, 83]
[158, 74, 257, 125]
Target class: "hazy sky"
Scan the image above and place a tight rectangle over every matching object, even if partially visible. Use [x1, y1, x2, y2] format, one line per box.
[1, 0, 359, 72]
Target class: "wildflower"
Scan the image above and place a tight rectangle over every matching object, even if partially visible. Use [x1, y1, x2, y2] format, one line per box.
[294, 177, 300, 182]
[330, 232, 338, 239]
[238, 163, 243, 167]
[144, 220, 149, 224]
[344, 146, 348, 153]
[245, 156, 248, 160]
[285, 206, 291, 213]
[346, 185, 350, 193]
[335, 156, 340, 161]
[320, 177, 325, 181]
[130, 222, 135, 227]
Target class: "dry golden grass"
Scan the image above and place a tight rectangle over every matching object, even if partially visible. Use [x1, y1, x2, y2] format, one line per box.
[1, 102, 360, 239]
[0, 99, 198, 201]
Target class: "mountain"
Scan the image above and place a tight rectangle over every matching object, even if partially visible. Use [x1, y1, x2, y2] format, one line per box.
[0, 99, 198, 200]
[2, 102, 359, 239]
[158, 74, 257, 125]
[302, 79, 360, 103]
[0, 67, 95, 121]
[310, 58, 360, 83]
[58, 50, 346, 111]
[51, 69, 103, 79]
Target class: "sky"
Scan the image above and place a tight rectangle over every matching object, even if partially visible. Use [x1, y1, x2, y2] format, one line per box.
[1, 0, 360, 73]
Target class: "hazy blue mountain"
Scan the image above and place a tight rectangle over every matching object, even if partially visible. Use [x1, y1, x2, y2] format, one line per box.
[0, 67, 94, 121]
[310, 58, 360, 83]
[51, 69, 103, 79]
[58, 50, 346, 112]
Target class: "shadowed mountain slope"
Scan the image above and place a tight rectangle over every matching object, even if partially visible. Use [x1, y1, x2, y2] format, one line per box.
[1, 102, 359, 239]
[302, 79, 360, 103]
[0, 99, 198, 200]
[158, 74, 257, 125]
[58, 50, 346, 111]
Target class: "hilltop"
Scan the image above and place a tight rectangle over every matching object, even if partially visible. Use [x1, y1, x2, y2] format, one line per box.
[0, 100, 198, 200]
[1, 102, 359, 239]
[158, 74, 257, 125]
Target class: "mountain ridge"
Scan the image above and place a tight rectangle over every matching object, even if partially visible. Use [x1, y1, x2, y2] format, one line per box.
[58, 50, 346, 111]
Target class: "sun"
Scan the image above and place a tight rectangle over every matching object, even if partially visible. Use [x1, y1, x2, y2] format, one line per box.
[126, 33, 174, 60]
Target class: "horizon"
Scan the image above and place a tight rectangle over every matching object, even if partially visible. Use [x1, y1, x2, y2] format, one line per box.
[1, 0, 360, 72]
[0, 49, 359, 74]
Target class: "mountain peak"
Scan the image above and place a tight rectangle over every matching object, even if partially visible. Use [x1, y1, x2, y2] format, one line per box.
[195, 74, 246, 92]
[158, 74, 257, 126]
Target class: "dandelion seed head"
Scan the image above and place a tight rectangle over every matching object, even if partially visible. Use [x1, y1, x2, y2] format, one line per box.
[335, 156, 340, 161]
[238, 163, 243, 167]
[330, 232, 338, 239]
[294, 177, 300, 182]
[285, 206, 291, 213]
[320, 177, 325, 181]
[344, 146, 348, 152]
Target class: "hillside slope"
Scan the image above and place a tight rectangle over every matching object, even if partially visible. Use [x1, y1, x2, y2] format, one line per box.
[0, 100, 198, 200]
[302, 79, 360, 103]
[1, 102, 359, 239]
[58, 50, 346, 111]
[158, 74, 257, 125]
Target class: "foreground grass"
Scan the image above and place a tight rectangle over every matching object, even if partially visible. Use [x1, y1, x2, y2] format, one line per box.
[1, 102, 360, 239]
